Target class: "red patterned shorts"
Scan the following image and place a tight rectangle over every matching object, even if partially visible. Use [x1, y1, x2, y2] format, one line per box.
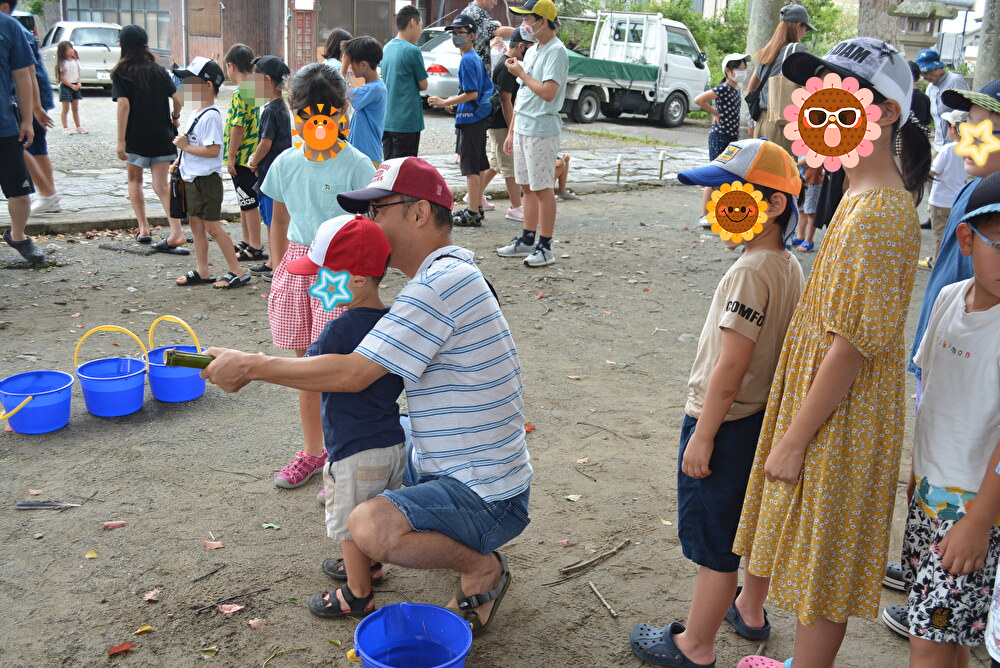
[267, 243, 346, 350]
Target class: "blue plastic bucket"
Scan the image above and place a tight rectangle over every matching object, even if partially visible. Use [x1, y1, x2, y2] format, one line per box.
[354, 603, 473, 668]
[74, 326, 149, 418]
[0, 370, 74, 434]
[148, 345, 206, 402]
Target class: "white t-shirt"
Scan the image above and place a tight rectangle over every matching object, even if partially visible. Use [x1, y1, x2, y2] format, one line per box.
[928, 142, 969, 208]
[178, 106, 224, 182]
[59, 58, 80, 84]
[912, 279, 1000, 493]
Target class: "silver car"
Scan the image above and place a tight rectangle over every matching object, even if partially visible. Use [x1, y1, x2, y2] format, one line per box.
[420, 28, 462, 101]
[41, 22, 123, 90]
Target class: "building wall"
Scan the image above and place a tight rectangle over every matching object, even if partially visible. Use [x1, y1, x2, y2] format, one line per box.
[317, 0, 396, 47]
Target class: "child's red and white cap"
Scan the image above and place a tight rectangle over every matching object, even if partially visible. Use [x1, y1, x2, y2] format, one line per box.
[285, 214, 391, 277]
[337, 157, 454, 213]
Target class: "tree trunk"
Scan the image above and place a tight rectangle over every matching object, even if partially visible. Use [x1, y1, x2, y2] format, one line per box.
[746, 0, 786, 62]
[974, 0, 1000, 88]
[857, 0, 900, 46]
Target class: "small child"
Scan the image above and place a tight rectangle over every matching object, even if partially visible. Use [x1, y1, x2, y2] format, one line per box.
[630, 139, 804, 667]
[428, 14, 493, 228]
[246, 55, 292, 279]
[56, 41, 86, 135]
[790, 159, 822, 252]
[281, 214, 405, 620]
[340, 37, 386, 165]
[171, 56, 249, 289]
[554, 153, 576, 201]
[222, 43, 265, 262]
[260, 62, 376, 489]
[901, 172, 1000, 668]
[921, 109, 970, 270]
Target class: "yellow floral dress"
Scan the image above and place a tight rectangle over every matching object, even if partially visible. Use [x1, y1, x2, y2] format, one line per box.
[733, 188, 920, 624]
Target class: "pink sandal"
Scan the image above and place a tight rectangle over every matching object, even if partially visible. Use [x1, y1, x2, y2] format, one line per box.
[737, 658, 792, 668]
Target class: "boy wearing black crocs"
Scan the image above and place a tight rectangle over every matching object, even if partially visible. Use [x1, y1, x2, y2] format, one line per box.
[630, 139, 804, 667]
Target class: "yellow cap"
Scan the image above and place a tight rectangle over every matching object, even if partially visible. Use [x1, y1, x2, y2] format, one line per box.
[510, 0, 558, 22]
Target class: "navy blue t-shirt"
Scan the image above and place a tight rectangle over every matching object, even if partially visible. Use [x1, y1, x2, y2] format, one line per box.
[306, 307, 405, 462]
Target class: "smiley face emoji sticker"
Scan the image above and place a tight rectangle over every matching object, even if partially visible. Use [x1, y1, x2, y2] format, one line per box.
[293, 103, 350, 162]
[784, 73, 882, 171]
[707, 182, 768, 243]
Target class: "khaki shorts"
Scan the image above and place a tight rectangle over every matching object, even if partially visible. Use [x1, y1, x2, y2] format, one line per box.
[487, 127, 514, 179]
[929, 204, 950, 246]
[185, 173, 223, 220]
[323, 443, 406, 541]
[513, 132, 559, 191]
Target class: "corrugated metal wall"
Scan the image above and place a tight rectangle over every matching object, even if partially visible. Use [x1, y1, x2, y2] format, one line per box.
[317, 0, 394, 47]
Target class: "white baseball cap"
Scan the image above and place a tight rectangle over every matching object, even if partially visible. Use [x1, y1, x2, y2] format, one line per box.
[722, 53, 750, 71]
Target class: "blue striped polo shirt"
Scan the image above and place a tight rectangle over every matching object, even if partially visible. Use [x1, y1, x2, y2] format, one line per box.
[356, 246, 533, 502]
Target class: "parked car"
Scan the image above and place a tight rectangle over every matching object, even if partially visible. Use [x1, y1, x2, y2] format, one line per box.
[12, 10, 38, 43]
[39, 22, 171, 90]
[419, 27, 461, 102]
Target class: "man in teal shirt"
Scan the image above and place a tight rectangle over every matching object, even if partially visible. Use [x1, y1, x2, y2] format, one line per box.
[382, 5, 428, 159]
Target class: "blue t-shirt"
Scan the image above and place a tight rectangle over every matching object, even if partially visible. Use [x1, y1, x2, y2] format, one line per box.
[908, 178, 977, 379]
[0, 12, 36, 136]
[456, 49, 493, 125]
[18, 25, 52, 111]
[382, 38, 427, 134]
[306, 307, 405, 462]
[347, 78, 386, 163]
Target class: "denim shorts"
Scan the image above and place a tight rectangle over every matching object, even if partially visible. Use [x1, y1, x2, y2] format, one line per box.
[381, 430, 531, 555]
[677, 410, 765, 572]
[26, 118, 47, 156]
[125, 153, 175, 169]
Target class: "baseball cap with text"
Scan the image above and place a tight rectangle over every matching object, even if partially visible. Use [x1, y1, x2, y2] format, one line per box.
[337, 157, 454, 213]
[511, 0, 558, 22]
[285, 214, 391, 276]
[174, 56, 225, 90]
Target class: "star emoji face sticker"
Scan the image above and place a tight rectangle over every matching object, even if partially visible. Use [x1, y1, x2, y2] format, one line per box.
[955, 119, 1000, 168]
[708, 182, 768, 243]
[309, 268, 352, 311]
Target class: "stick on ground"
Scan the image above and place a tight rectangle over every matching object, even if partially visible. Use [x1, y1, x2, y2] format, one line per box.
[559, 538, 631, 576]
[588, 581, 618, 618]
[195, 587, 270, 613]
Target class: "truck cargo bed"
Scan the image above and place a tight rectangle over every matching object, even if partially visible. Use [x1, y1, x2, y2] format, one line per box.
[567, 50, 659, 84]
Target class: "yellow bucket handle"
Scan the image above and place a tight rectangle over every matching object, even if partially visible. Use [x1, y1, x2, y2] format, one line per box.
[0, 395, 32, 421]
[74, 325, 149, 372]
[148, 315, 202, 353]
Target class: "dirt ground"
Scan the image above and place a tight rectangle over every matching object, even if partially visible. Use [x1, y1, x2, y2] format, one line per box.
[0, 185, 971, 667]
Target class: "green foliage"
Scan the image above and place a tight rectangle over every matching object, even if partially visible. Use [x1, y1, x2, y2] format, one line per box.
[27, 0, 56, 16]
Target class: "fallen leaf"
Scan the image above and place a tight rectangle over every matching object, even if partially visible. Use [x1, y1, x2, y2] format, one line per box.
[27, 489, 43, 495]
[659, 518, 673, 526]
[102, 521, 127, 530]
[111, 342, 120, 347]
[631, 237, 641, 241]
[203, 540, 225, 550]
[196, 646, 219, 656]
[643, 288, 651, 292]
[602, 310, 612, 315]
[218, 604, 244, 614]
[247, 617, 268, 629]
[533, 292, 546, 298]
[142, 589, 160, 602]
[260, 523, 281, 530]
[347, 648, 360, 662]
[556, 539, 571, 546]
[605, 360, 617, 366]
[567, 376, 581, 381]
[70, 312, 81, 318]
[85, 550, 99, 559]
[576, 457, 590, 465]
[107, 642, 134, 656]
[132, 625, 153, 635]
[328, 639, 342, 646]
[523, 422, 536, 433]
[565, 494, 582, 502]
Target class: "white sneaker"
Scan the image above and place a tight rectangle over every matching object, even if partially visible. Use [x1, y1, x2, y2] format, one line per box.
[524, 245, 555, 267]
[699, 215, 712, 229]
[31, 193, 61, 214]
[496, 237, 533, 257]
[505, 206, 524, 222]
[463, 193, 495, 210]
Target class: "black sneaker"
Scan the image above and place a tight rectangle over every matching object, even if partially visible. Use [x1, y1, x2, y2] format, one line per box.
[882, 561, 905, 591]
[3, 229, 45, 264]
[250, 262, 271, 274]
[881, 604, 908, 638]
[452, 208, 483, 227]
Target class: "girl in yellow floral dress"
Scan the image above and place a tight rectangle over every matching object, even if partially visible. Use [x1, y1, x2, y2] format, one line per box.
[732, 38, 932, 668]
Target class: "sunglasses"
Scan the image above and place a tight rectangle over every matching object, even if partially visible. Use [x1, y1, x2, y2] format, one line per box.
[803, 106, 863, 129]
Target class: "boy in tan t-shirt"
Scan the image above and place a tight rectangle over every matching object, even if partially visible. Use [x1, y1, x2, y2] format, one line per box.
[630, 139, 804, 667]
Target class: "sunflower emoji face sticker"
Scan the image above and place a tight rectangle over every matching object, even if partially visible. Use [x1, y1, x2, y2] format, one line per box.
[293, 104, 350, 162]
[708, 182, 768, 243]
[784, 73, 882, 171]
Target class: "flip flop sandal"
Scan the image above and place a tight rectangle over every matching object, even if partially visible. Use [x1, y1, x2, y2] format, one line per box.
[724, 586, 771, 641]
[213, 271, 251, 289]
[175, 269, 216, 286]
[322, 558, 384, 584]
[629, 621, 715, 667]
[455, 551, 511, 634]
[153, 239, 190, 255]
[307, 584, 375, 619]
[795, 241, 815, 252]
[135, 232, 153, 244]
[736, 658, 792, 668]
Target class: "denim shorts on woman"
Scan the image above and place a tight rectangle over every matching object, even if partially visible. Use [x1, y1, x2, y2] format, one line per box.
[677, 410, 765, 572]
[125, 153, 175, 169]
[381, 443, 531, 556]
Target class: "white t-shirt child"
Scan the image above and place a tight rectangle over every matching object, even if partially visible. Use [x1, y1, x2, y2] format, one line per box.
[178, 105, 224, 182]
[929, 142, 969, 209]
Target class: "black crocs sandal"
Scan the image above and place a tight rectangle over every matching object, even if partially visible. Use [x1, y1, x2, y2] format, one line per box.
[630, 621, 715, 667]
[3, 229, 45, 264]
[455, 551, 511, 634]
[212, 271, 251, 289]
[307, 584, 375, 619]
[724, 585, 771, 641]
[322, 558, 384, 584]
[175, 269, 215, 286]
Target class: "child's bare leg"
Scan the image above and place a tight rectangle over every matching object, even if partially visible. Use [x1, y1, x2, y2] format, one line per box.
[338, 539, 375, 609]
[149, 162, 172, 232]
[188, 216, 211, 278]
[480, 168, 496, 200]
[465, 173, 483, 212]
[792, 616, 847, 668]
[295, 349, 325, 458]
[23, 153, 56, 197]
[522, 188, 538, 232]
[203, 219, 246, 281]
[536, 187, 556, 238]
[242, 208, 262, 249]
[909, 637, 968, 668]
[166, 217, 187, 247]
[734, 568, 769, 628]
[125, 163, 150, 236]
[701, 186, 712, 216]
[802, 213, 816, 244]
[505, 177, 522, 208]
[673, 567, 738, 665]
[61, 102, 69, 128]
[71, 100, 81, 128]
[556, 154, 569, 195]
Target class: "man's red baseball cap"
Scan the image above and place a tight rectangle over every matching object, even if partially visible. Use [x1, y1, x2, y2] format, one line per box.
[337, 157, 454, 212]
[285, 214, 391, 276]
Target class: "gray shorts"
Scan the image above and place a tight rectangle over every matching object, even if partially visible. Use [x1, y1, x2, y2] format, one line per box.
[323, 443, 406, 541]
[513, 132, 559, 192]
[125, 153, 176, 169]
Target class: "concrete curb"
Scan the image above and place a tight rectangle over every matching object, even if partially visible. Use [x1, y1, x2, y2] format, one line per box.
[16, 179, 680, 236]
